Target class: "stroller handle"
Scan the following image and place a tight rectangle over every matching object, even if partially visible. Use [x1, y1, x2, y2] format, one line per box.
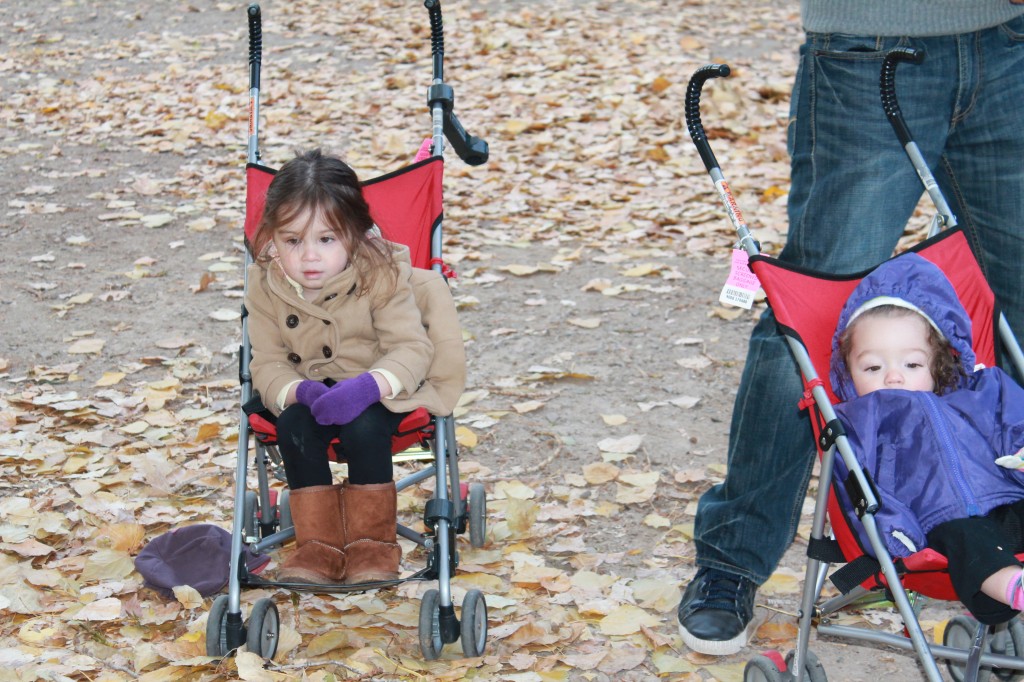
[247, 4, 262, 90]
[684, 64, 730, 174]
[247, 4, 263, 165]
[424, 0, 445, 82]
[423, 0, 490, 165]
[684, 63, 758, 256]
[880, 47, 924, 148]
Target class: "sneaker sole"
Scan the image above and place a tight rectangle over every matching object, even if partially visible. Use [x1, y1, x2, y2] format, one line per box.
[678, 619, 755, 656]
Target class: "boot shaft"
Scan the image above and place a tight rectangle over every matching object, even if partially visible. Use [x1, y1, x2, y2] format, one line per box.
[343, 482, 397, 544]
[288, 484, 346, 546]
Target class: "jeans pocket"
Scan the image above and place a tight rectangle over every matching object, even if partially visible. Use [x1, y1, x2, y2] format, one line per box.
[999, 13, 1024, 43]
[808, 32, 906, 60]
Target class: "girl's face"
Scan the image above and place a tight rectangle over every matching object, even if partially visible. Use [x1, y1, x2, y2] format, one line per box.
[271, 208, 350, 296]
[847, 313, 936, 396]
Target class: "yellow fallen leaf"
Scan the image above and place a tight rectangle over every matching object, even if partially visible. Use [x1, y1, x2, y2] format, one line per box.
[72, 597, 123, 621]
[195, 422, 221, 442]
[643, 513, 671, 529]
[94, 371, 125, 387]
[494, 480, 536, 500]
[598, 604, 660, 635]
[99, 523, 145, 552]
[172, 585, 203, 610]
[582, 462, 619, 485]
[501, 264, 540, 276]
[506, 498, 538, 535]
[68, 338, 105, 354]
[455, 426, 478, 448]
[513, 400, 545, 413]
[81, 549, 135, 582]
[504, 120, 532, 134]
[601, 414, 627, 426]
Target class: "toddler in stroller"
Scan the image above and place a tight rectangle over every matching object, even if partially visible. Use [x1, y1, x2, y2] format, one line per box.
[829, 252, 1024, 626]
[244, 148, 466, 586]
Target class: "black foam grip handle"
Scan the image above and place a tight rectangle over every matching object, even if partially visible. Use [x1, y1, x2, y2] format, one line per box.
[684, 64, 730, 173]
[424, 0, 444, 80]
[248, 4, 262, 89]
[880, 47, 924, 148]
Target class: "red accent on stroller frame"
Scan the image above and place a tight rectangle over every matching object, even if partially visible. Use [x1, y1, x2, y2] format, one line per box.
[686, 53, 1024, 682]
[206, 1, 489, 663]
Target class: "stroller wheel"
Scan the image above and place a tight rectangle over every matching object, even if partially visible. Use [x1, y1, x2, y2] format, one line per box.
[206, 594, 230, 656]
[468, 482, 487, 548]
[460, 589, 488, 658]
[419, 588, 444, 660]
[784, 649, 827, 682]
[246, 598, 280, 660]
[944, 615, 1024, 682]
[744, 653, 785, 682]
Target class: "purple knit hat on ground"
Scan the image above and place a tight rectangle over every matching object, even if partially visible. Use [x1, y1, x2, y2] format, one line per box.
[134, 524, 270, 598]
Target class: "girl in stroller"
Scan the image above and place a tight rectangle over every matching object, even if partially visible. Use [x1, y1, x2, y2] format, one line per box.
[244, 148, 464, 586]
[830, 252, 1024, 625]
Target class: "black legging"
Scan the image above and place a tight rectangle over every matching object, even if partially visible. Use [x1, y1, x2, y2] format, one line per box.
[926, 499, 1024, 625]
[275, 401, 409, 488]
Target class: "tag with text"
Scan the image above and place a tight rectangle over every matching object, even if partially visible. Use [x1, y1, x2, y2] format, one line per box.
[719, 249, 762, 309]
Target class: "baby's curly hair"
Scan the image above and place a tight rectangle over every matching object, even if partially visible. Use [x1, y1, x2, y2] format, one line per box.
[839, 304, 966, 395]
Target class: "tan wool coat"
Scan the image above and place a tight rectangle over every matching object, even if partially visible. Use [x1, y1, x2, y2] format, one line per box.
[244, 243, 466, 418]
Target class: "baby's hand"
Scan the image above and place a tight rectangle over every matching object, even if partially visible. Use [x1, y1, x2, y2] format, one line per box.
[995, 448, 1024, 470]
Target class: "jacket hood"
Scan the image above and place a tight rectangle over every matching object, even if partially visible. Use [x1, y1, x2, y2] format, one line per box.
[829, 252, 974, 401]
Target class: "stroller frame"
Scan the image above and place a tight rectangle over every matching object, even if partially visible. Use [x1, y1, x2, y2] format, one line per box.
[206, 1, 490, 662]
[685, 50, 1024, 682]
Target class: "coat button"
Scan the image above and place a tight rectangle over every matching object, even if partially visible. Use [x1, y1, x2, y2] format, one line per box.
[322, 319, 331, 325]
[287, 353, 301, 364]
[286, 314, 299, 328]
[322, 346, 332, 358]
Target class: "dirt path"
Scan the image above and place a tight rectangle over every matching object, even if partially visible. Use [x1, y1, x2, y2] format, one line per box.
[0, 1, 969, 680]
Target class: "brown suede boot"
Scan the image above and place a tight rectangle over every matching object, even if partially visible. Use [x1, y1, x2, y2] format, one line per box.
[278, 484, 347, 584]
[343, 482, 402, 584]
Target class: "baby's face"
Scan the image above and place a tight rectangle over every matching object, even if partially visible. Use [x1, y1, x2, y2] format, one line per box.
[847, 313, 936, 396]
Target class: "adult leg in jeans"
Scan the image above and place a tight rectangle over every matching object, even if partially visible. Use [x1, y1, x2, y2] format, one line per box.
[680, 30, 993, 654]
[935, 18, 1024, 347]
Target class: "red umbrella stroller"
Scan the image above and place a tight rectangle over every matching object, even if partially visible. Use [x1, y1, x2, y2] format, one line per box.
[205, 1, 490, 662]
[685, 49, 1024, 682]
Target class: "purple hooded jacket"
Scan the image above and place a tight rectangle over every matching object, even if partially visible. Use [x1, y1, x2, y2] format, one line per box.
[829, 253, 1024, 558]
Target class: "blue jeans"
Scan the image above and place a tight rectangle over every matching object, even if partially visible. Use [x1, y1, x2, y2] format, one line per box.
[694, 17, 1024, 584]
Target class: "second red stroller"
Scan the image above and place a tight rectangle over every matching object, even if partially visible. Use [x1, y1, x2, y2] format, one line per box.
[204, 1, 490, 662]
[686, 49, 1024, 682]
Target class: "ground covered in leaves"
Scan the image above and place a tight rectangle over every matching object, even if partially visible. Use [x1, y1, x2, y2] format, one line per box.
[0, 1, 956, 680]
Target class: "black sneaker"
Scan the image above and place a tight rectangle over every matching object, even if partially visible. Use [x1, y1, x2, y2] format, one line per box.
[677, 567, 757, 655]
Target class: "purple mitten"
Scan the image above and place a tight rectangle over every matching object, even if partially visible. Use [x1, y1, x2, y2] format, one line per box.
[295, 380, 329, 407]
[310, 372, 382, 426]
